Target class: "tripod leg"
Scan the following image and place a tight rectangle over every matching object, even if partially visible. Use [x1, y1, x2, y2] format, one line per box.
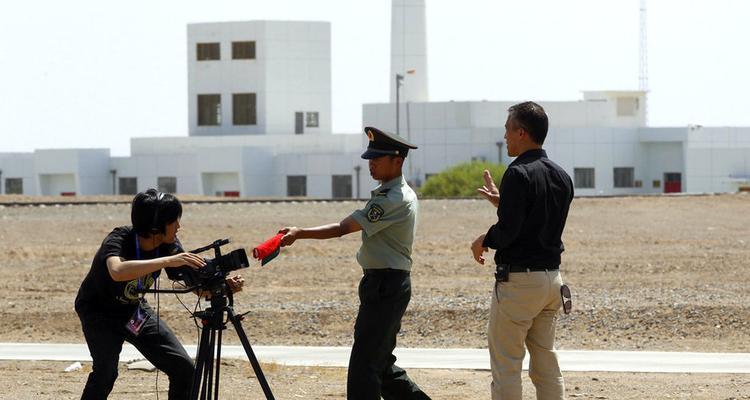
[227, 308, 276, 400]
[204, 328, 216, 400]
[213, 327, 223, 400]
[191, 322, 212, 400]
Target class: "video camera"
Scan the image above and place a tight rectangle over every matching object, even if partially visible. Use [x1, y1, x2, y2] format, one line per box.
[168, 238, 249, 290]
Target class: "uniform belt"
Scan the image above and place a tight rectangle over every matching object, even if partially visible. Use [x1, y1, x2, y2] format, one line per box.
[508, 265, 559, 273]
[363, 268, 410, 275]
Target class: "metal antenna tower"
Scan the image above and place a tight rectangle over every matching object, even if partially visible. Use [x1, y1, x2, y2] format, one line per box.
[639, 0, 649, 124]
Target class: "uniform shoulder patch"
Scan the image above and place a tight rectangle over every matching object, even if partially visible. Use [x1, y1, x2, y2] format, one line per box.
[366, 203, 385, 222]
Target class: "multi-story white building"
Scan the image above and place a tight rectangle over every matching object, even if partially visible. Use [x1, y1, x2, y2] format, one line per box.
[1, 0, 749, 198]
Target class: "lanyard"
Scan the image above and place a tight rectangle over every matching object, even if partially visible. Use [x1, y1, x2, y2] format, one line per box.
[134, 236, 159, 293]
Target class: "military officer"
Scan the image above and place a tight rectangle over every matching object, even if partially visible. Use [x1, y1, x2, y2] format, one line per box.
[279, 126, 431, 400]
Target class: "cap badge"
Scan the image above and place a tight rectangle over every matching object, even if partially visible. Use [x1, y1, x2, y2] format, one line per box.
[367, 130, 375, 142]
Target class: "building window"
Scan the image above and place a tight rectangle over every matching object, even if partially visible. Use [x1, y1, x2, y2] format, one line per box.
[232, 41, 256, 59]
[287, 176, 307, 196]
[574, 168, 595, 189]
[613, 167, 635, 188]
[198, 94, 221, 126]
[5, 178, 23, 194]
[197, 43, 220, 61]
[295, 112, 304, 134]
[233, 93, 257, 125]
[157, 177, 177, 194]
[119, 177, 137, 195]
[332, 175, 352, 198]
[306, 112, 319, 128]
[652, 179, 661, 188]
[617, 97, 638, 117]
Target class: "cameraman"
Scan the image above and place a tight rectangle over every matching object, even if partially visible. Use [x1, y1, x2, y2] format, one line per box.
[74, 189, 240, 399]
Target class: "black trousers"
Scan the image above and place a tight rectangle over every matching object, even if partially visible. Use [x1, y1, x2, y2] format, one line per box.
[347, 269, 431, 400]
[77, 303, 194, 399]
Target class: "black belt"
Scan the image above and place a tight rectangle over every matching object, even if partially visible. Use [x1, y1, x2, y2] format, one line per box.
[363, 268, 410, 276]
[509, 265, 559, 273]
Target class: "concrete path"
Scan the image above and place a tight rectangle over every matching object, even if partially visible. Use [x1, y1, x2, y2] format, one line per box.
[2, 343, 749, 374]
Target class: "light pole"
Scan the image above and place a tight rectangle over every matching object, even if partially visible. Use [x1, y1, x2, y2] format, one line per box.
[110, 169, 117, 195]
[395, 74, 404, 135]
[496, 141, 505, 165]
[353, 165, 361, 200]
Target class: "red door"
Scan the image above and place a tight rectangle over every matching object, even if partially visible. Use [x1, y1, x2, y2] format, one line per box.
[664, 173, 681, 193]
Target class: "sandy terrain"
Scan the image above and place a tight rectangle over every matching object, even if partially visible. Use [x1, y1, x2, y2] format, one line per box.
[1, 194, 749, 398]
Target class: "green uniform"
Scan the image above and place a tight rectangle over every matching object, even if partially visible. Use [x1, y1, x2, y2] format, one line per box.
[350, 175, 418, 271]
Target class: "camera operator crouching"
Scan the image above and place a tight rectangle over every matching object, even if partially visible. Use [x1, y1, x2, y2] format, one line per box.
[74, 189, 242, 399]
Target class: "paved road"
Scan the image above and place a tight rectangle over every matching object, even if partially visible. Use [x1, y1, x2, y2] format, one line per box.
[2, 343, 749, 374]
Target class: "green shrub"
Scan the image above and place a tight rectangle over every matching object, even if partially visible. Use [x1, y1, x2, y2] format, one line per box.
[419, 161, 506, 197]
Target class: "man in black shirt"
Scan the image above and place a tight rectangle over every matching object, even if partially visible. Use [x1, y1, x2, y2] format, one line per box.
[75, 189, 241, 399]
[472, 102, 573, 400]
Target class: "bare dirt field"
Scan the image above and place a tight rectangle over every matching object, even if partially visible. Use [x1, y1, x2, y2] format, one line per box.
[1, 194, 749, 398]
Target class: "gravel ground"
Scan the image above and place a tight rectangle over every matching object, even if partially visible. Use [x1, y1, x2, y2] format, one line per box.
[1, 194, 749, 398]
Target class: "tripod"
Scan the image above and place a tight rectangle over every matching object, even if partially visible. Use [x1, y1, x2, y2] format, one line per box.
[190, 286, 275, 400]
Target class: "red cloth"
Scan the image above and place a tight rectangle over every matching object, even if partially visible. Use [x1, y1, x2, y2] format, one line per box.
[253, 233, 283, 261]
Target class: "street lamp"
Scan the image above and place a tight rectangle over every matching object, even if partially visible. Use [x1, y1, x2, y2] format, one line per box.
[353, 165, 361, 199]
[110, 169, 117, 195]
[495, 141, 505, 164]
[395, 73, 404, 136]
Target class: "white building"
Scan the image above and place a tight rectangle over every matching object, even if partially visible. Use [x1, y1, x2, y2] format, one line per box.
[2, 1, 749, 198]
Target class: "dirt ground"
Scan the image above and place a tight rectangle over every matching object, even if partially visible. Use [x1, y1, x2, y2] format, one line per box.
[1, 194, 749, 398]
[2, 360, 749, 400]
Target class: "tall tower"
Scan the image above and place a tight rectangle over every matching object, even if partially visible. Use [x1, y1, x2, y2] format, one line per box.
[390, 0, 429, 103]
[639, 0, 649, 125]
[638, 0, 649, 91]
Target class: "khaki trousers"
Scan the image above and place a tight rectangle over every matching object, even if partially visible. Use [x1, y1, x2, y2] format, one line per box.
[488, 269, 565, 400]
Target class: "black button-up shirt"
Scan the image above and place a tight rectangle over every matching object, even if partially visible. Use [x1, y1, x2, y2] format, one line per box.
[482, 148, 574, 267]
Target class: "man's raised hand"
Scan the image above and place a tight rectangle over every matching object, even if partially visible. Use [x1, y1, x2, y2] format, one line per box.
[477, 169, 500, 208]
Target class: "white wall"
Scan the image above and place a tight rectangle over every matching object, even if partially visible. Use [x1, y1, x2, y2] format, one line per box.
[0, 153, 35, 195]
[188, 21, 331, 137]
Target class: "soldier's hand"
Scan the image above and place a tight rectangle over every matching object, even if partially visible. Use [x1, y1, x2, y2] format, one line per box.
[471, 234, 488, 265]
[279, 227, 300, 247]
[477, 170, 500, 208]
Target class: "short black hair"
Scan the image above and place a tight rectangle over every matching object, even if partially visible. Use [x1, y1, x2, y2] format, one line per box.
[131, 189, 182, 237]
[508, 101, 548, 145]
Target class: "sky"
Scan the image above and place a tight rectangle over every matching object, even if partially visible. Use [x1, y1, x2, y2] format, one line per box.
[0, 0, 748, 156]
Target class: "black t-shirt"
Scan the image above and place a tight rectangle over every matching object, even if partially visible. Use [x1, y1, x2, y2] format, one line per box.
[482, 149, 574, 267]
[74, 226, 182, 318]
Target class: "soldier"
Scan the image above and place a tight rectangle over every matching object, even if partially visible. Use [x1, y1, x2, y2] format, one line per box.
[279, 126, 431, 400]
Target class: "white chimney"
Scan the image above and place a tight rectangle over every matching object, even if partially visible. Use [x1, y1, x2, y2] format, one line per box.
[390, 0, 429, 103]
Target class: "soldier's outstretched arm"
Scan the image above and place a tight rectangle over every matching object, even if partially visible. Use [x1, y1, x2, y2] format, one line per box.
[279, 216, 362, 246]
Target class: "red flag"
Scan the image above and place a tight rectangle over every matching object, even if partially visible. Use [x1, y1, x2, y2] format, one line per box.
[252, 233, 283, 266]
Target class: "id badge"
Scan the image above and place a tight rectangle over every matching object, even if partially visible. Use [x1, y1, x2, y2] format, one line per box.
[125, 301, 150, 336]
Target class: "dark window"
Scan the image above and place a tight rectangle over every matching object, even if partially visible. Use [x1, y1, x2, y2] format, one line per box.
[157, 177, 177, 194]
[233, 93, 257, 125]
[613, 167, 635, 188]
[652, 180, 661, 188]
[306, 112, 319, 128]
[295, 112, 304, 134]
[197, 43, 220, 61]
[232, 41, 256, 59]
[198, 94, 221, 126]
[287, 176, 307, 196]
[119, 177, 137, 195]
[574, 168, 595, 189]
[5, 178, 23, 194]
[332, 175, 352, 198]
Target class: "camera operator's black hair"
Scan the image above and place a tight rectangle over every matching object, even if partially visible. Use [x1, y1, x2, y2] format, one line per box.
[131, 189, 183, 237]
